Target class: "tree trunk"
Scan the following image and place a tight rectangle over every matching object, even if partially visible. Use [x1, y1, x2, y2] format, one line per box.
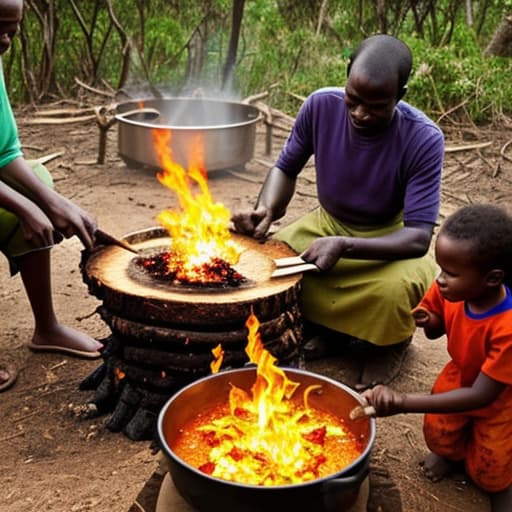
[484, 15, 512, 57]
[221, 0, 246, 91]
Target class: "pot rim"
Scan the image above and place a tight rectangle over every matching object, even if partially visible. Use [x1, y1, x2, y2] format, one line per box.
[157, 366, 376, 490]
[115, 97, 262, 131]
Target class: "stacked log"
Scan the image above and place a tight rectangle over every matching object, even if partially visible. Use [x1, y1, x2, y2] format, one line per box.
[79, 228, 305, 440]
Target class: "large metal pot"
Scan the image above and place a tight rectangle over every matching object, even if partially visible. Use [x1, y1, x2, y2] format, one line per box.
[158, 367, 375, 512]
[115, 98, 261, 171]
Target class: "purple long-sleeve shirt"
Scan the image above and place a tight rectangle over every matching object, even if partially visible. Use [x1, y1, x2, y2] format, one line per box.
[276, 87, 444, 226]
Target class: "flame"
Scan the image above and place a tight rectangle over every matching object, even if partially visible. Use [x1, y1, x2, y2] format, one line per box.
[151, 128, 241, 277]
[189, 310, 354, 485]
[210, 343, 224, 373]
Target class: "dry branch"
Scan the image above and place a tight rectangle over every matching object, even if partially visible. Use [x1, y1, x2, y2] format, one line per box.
[33, 107, 96, 117]
[74, 77, 115, 98]
[444, 141, 492, 153]
[36, 151, 65, 165]
[500, 139, 512, 163]
[19, 115, 97, 125]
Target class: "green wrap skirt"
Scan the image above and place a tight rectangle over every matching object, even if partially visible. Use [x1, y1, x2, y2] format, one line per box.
[274, 207, 437, 346]
[0, 160, 54, 274]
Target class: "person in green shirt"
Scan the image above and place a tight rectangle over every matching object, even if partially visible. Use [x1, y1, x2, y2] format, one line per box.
[0, 0, 103, 392]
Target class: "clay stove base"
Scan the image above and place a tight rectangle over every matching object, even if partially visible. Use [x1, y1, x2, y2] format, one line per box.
[155, 472, 370, 512]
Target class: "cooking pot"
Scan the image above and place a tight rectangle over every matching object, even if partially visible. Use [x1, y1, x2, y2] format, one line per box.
[158, 367, 375, 512]
[115, 98, 261, 171]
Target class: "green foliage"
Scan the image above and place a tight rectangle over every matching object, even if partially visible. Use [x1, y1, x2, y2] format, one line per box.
[4, 0, 512, 124]
[405, 26, 512, 123]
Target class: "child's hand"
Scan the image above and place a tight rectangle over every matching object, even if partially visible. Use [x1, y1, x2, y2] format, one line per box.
[361, 385, 405, 417]
[411, 306, 432, 327]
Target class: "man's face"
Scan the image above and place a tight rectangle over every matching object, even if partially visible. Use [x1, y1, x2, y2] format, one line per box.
[344, 68, 399, 136]
[0, 0, 22, 56]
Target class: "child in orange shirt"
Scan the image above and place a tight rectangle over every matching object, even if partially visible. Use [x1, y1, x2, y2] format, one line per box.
[362, 204, 512, 512]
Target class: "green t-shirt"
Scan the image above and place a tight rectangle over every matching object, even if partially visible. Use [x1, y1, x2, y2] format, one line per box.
[0, 58, 23, 169]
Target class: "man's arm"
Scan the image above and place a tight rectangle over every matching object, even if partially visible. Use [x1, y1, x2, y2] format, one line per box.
[231, 166, 296, 239]
[301, 225, 433, 271]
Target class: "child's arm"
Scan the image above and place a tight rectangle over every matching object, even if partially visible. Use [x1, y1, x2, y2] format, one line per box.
[411, 305, 445, 339]
[362, 372, 506, 417]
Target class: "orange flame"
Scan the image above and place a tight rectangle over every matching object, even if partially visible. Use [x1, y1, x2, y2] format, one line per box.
[210, 343, 225, 374]
[190, 310, 355, 485]
[151, 128, 240, 274]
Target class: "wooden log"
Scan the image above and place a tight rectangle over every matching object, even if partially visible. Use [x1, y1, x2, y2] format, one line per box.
[82, 228, 304, 327]
[98, 304, 302, 347]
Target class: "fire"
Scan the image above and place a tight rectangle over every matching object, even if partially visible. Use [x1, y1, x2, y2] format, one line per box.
[210, 344, 224, 373]
[174, 311, 362, 486]
[151, 128, 241, 280]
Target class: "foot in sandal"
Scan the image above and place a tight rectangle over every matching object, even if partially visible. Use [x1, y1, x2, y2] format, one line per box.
[28, 324, 103, 359]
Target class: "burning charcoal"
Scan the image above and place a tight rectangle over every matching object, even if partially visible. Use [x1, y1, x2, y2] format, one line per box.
[123, 407, 158, 441]
[79, 363, 107, 391]
[79, 228, 306, 440]
[107, 383, 142, 432]
[134, 251, 249, 288]
[92, 369, 119, 414]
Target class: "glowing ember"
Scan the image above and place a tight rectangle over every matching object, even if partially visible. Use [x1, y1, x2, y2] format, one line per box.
[172, 311, 363, 486]
[151, 128, 242, 283]
[134, 250, 247, 287]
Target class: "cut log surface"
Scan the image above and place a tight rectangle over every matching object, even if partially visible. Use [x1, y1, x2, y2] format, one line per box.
[83, 227, 303, 326]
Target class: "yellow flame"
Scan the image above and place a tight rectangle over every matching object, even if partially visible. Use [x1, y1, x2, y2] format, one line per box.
[151, 128, 240, 271]
[197, 310, 350, 485]
[210, 343, 225, 374]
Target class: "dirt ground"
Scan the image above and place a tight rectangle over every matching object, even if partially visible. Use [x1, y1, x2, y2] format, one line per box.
[1, 103, 511, 512]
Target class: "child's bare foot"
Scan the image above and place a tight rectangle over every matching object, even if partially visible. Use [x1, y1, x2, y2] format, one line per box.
[420, 452, 456, 482]
[29, 324, 103, 359]
[490, 486, 512, 512]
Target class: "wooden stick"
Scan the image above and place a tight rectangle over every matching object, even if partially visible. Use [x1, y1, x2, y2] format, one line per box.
[274, 256, 306, 268]
[271, 263, 318, 278]
[19, 115, 97, 125]
[349, 404, 376, 421]
[95, 229, 139, 254]
[36, 151, 65, 165]
[444, 141, 492, 153]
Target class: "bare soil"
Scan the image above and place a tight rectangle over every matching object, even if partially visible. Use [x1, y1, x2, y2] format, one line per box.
[1, 105, 511, 512]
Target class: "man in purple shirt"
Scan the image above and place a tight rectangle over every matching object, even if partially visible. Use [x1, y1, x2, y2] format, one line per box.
[233, 35, 444, 390]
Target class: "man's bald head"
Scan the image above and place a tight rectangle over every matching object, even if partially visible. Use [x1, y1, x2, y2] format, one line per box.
[347, 35, 412, 100]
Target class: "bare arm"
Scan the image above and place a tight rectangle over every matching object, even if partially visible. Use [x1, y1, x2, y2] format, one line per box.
[231, 166, 296, 239]
[362, 372, 506, 417]
[1, 157, 97, 249]
[411, 306, 445, 339]
[300, 225, 433, 271]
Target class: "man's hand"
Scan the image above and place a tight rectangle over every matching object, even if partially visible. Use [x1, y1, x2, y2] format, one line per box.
[301, 236, 348, 271]
[231, 206, 273, 240]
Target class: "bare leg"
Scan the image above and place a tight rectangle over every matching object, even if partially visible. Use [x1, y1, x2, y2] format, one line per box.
[17, 249, 103, 355]
[421, 452, 458, 482]
[490, 486, 512, 512]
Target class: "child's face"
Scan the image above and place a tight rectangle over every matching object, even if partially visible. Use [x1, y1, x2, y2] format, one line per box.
[434, 233, 490, 303]
[0, 0, 22, 56]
